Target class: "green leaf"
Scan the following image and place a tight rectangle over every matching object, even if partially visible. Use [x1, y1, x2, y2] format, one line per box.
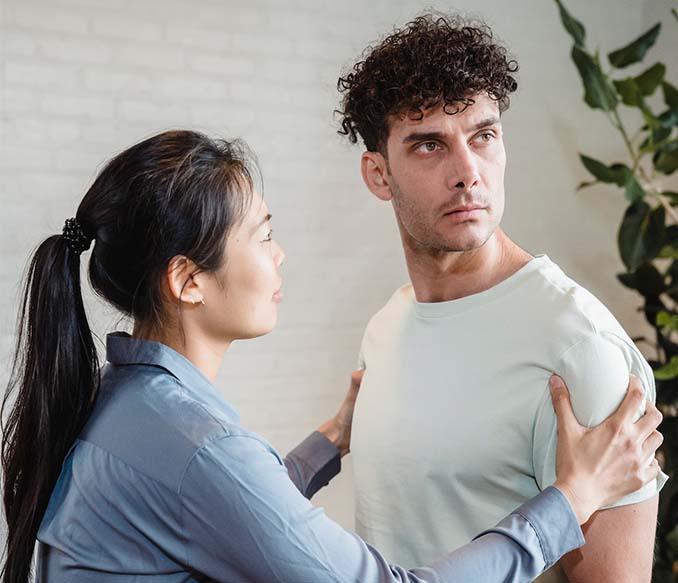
[617, 272, 636, 289]
[639, 100, 660, 129]
[618, 202, 666, 270]
[663, 226, 678, 261]
[571, 46, 618, 111]
[613, 77, 641, 106]
[655, 150, 678, 174]
[608, 164, 632, 186]
[640, 126, 672, 151]
[576, 180, 597, 191]
[579, 155, 629, 184]
[634, 263, 666, 296]
[659, 245, 678, 259]
[654, 141, 678, 174]
[554, 0, 586, 47]
[608, 23, 661, 68]
[655, 355, 678, 380]
[624, 173, 645, 203]
[664, 191, 678, 205]
[658, 108, 678, 128]
[634, 63, 665, 95]
[657, 311, 678, 330]
[662, 81, 678, 109]
[613, 65, 663, 107]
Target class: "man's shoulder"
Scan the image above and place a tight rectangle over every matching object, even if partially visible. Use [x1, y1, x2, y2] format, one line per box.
[365, 282, 414, 327]
[526, 256, 628, 340]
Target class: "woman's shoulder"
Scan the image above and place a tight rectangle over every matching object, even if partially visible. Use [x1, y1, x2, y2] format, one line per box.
[77, 363, 246, 491]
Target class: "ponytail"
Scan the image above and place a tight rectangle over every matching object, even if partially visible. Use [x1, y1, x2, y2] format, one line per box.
[2, 228, 99, 583]
[1, 130, 257, 582]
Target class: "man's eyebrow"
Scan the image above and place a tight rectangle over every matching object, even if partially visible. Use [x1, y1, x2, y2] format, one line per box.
[402, 130, 447, 145]
[469, 116, 501, 132]
[402, 117, 501, 145]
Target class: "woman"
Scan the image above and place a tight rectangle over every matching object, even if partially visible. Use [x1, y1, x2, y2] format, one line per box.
[2, 130, 662, 583]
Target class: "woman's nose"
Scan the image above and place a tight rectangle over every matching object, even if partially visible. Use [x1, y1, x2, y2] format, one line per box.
[275, 241, 285, 268]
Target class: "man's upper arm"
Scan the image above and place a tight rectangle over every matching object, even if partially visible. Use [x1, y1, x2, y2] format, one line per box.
[559, 495, 658, 582]
[532, 331, 664, 580]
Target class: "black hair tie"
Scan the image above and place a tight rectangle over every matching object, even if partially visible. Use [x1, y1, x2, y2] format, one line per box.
[62, 218, 93, 255]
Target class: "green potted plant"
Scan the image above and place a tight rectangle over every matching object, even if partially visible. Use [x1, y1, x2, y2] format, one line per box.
[554, 2, 678, 580]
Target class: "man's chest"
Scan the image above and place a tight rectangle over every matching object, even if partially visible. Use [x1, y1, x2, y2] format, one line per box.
[354, 321, 556, 481]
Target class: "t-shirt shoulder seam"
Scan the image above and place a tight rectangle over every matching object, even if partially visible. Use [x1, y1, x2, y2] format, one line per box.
[533, 266, 600, 336]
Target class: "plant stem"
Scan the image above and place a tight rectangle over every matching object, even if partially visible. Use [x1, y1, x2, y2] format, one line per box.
[654, 192, 678, 224]
[609, 107, 639, 168]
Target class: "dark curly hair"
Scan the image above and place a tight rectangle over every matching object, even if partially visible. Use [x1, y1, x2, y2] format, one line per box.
[336, 14, 519, 153]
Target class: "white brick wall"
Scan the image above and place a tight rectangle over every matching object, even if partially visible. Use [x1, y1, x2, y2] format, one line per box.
[0, 0, 674, 556]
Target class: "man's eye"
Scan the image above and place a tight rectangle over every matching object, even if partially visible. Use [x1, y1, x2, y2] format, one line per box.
[417, 141, 439, 153]
[478, 132, 495, 142]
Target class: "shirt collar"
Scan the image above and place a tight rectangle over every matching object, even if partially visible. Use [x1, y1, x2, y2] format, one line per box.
[105, 331, 240, 422]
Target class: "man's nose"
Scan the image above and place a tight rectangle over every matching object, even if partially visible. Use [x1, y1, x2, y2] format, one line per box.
[447, 145, 480, 191]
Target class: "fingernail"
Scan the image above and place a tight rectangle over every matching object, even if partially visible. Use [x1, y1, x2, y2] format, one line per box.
[549, 375, 563, 391]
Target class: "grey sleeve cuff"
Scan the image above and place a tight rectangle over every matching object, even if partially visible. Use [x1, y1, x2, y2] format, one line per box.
[283, 431, 341, 499]
[512, 486, 585, 567]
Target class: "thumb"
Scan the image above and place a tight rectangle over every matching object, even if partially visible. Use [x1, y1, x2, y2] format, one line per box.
[550, 374, 577, 435]
[351, 369, 365, 386]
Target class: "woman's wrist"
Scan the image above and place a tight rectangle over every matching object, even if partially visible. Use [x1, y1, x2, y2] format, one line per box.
[317, 416, 348, 457]
[552, 480, 595, 525]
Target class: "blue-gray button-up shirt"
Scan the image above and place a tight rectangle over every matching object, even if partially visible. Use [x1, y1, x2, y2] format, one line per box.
[36, 332, 584, 582]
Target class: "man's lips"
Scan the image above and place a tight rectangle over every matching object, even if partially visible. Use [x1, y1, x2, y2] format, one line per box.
[442, 206, 487, 221]
[273, 286, 283, 303]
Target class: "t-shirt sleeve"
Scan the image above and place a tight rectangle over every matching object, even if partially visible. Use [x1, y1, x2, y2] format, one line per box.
[532, 330, 667, 509]
[357, 330, 367, 370]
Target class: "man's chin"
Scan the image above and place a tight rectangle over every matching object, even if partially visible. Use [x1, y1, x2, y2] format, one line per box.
[432, 230, 494, 253]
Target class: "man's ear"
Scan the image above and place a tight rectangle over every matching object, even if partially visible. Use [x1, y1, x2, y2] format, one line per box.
[361, 150, 393, 202]
[166, 255, 202, 304]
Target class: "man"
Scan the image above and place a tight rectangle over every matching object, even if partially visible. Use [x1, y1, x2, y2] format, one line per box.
[337, 14, 667, 582]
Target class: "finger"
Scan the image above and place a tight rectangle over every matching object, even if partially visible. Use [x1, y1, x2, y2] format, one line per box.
[639, 458, 661, 486]
[549, 374, 578, 434]
[634, 401, 663, 440]
[641, 430, 664, 460]
[351, 369, 365, 387]
[611, 375, 645, 423]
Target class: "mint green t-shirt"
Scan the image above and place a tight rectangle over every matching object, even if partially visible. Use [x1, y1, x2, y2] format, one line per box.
[352, 255, 667, 583]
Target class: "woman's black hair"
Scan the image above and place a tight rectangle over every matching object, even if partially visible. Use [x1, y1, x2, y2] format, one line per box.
[1, 130, 256, 583]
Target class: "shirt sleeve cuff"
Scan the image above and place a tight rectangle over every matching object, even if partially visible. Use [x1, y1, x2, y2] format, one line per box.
[285, 431, 341, 499]
[515, 486, 585, 567]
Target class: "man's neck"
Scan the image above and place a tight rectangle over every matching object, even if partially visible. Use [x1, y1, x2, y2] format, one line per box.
[403, 229, 533, 303]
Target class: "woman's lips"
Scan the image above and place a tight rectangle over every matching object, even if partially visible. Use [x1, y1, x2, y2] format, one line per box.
[273, 288, 283, 303]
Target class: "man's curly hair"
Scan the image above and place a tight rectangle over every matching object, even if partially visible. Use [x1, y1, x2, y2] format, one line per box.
[336, 14, 519, 153]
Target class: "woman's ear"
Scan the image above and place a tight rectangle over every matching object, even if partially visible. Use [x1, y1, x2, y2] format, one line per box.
[166, 255, 203, 304]
[361, 151, 393, 202]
